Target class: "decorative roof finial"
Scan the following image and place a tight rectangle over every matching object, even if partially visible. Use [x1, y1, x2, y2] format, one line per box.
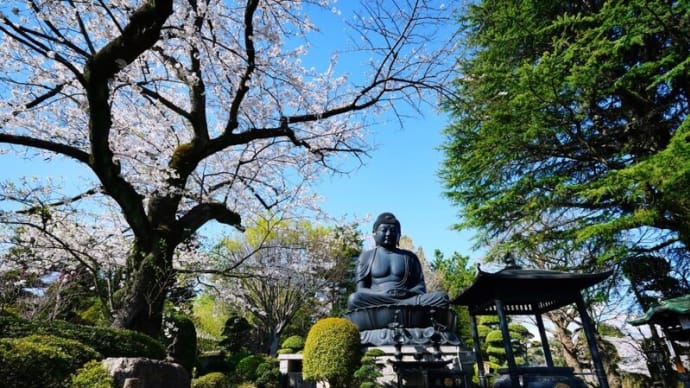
[503, 253, 521, 270]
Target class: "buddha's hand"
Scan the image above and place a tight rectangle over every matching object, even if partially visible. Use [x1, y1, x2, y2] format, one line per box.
[386, 288, 410, 298]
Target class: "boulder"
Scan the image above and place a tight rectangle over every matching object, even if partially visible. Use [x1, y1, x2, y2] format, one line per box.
[102, 357, 190, 388]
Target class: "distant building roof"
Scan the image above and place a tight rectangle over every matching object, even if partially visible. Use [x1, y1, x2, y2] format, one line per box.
[451, 265, 613, 315]
[628, 294, 690, 341]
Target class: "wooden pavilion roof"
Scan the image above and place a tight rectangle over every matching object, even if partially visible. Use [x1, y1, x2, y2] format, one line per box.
[451, 266, 613, 315]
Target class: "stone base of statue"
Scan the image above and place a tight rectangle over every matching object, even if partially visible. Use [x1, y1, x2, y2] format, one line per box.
[367, 344, 474, 388]
[277, 344, 475, 388]
[345, 305, 461, 346]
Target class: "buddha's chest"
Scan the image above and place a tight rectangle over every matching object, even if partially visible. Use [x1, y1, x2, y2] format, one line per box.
[370, 254, 407, 279]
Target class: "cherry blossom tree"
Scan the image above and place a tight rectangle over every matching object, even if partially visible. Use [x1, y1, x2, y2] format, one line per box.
[0, 0, 457, 336]
[208, 218, 360, 355]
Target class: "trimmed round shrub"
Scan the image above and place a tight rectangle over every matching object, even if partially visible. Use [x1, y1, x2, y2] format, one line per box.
[0, 335, 101, 388]
[0, 315, 165, 359]
[279, 335, 305, 353]
[302, 317, 362, 388]
[70, 360, 115, 388]
[485, 329, 504, 343]
[191, 372, 232, 388]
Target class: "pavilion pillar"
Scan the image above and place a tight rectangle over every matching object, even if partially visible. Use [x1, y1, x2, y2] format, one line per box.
[534, 311, 554, 368]
[470, 314, 487, 388]
[495, 299, 519, 388]
[575, 296, 609, 388]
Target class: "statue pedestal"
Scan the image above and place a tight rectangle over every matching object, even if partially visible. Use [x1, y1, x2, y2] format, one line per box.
[366, 344, 474, 388]
[276, 345, 475, 388]
[345, 305, 461, 346]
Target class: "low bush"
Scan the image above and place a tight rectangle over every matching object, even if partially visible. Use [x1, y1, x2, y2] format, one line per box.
[69, 360, 115, 388]
[0, 315, 165, 359]
[0, 335, 101, 388]
[192, 372, 232, 388]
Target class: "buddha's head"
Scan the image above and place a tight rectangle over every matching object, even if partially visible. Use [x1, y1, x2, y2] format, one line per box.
[372, 212, 401, 248]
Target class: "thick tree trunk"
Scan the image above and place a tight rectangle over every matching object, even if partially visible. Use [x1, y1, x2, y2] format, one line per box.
[597, 334, 622, 388]
[269, 332, 280, 356]
[546, 310, 584, 375]
[112, 245, 174, 338]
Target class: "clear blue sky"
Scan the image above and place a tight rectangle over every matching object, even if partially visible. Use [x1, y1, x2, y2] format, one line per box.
[314, 112, 480, 261]
[306, 2, 480, 262]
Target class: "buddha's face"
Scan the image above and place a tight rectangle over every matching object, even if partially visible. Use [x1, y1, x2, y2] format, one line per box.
[373, 223, 400, 248]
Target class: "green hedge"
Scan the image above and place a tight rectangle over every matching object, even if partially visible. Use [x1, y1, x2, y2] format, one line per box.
[0, 315, 165, 359]
[0, 335, 101, 388]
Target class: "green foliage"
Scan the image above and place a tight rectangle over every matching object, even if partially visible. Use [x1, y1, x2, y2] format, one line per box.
[234, 353, 265, 382]
[162, 312, 198, 373]
[254, 357, 280, 388]
[191, 372, 233, 388]
[354, 348, 385, 388]
[197, 336, 220, 353]
[279, 335, 305, 353]
[0, 335, 101, 388]
[303, 317, 362, 388]
[476, 316, 532, 368]
[361, 347, 385, 362]
[0, 315, 165, 359]
[69, 360, 115, 388]
[77, 298, 109, 326]
[196, 350, 236, 376]
[219, 315, 252, 353]
[440, 0, 690, 294]
[620, 372, 653, 388]
[192, 294, 230, 339]
[326, 223, 362, 317]
[432, 250, 476, 346]
[212, 219, 362, 354]
[472, 361, 502, 387]
[480, 315, 499, 325]
[225, 350, 252, 375]
[598, 323, 625, 338]
[507, 323, 530, 337]
[485, 330, 504, 344]
[622, 255, 689, 309]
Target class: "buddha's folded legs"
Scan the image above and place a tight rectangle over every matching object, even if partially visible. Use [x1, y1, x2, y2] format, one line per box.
[347, 291, 449, 310]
